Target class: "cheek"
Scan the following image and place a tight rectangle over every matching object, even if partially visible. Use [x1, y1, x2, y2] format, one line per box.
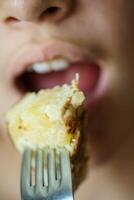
[0, 26, 18, 66]
[73, 0, 134, 57]
[0, 24, 31, 78]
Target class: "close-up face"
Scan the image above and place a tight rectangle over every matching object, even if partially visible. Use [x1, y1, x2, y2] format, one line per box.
[0, 0, 134, 199]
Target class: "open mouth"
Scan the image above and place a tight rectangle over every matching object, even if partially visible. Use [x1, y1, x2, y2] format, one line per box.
[14, 58, 100, 96]
[11, 41, 103, 111]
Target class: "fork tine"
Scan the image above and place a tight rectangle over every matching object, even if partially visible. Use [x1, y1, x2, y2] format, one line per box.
[60, 149, 73, 194]
[21, 149, 32, 187]
[47, 149, 57, 189]
[21, 149, 34, 199]
[35, 149, 48, 198]
[35, 149, 44, 187]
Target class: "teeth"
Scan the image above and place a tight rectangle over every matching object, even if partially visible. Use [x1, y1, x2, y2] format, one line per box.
[29, 58, 70, 74]
[50, 58, 70, 71]
[31, 63, 51, 73]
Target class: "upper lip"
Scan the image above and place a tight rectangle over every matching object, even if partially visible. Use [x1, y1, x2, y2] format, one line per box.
[9, 39, 96, 78]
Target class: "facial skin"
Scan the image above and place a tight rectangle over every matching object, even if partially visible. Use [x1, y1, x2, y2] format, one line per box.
[0, 0, 134, 199]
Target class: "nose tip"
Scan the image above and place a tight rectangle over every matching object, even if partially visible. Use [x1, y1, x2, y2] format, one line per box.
[4, 0, 73, 23]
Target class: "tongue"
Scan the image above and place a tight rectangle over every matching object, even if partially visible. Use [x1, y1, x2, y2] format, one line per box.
[21, 63, 100, 95]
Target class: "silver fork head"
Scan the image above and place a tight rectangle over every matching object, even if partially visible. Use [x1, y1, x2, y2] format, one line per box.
[21, 148, 74, 200]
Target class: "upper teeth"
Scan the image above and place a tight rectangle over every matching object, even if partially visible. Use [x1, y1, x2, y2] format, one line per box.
[29, 58, 70, 74]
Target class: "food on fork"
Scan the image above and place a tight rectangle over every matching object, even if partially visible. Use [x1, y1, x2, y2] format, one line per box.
[6, 74, 89, 189]
[6, 75, 84, 154]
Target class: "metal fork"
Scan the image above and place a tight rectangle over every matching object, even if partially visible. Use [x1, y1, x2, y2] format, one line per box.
[21, 148, 74, 200]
